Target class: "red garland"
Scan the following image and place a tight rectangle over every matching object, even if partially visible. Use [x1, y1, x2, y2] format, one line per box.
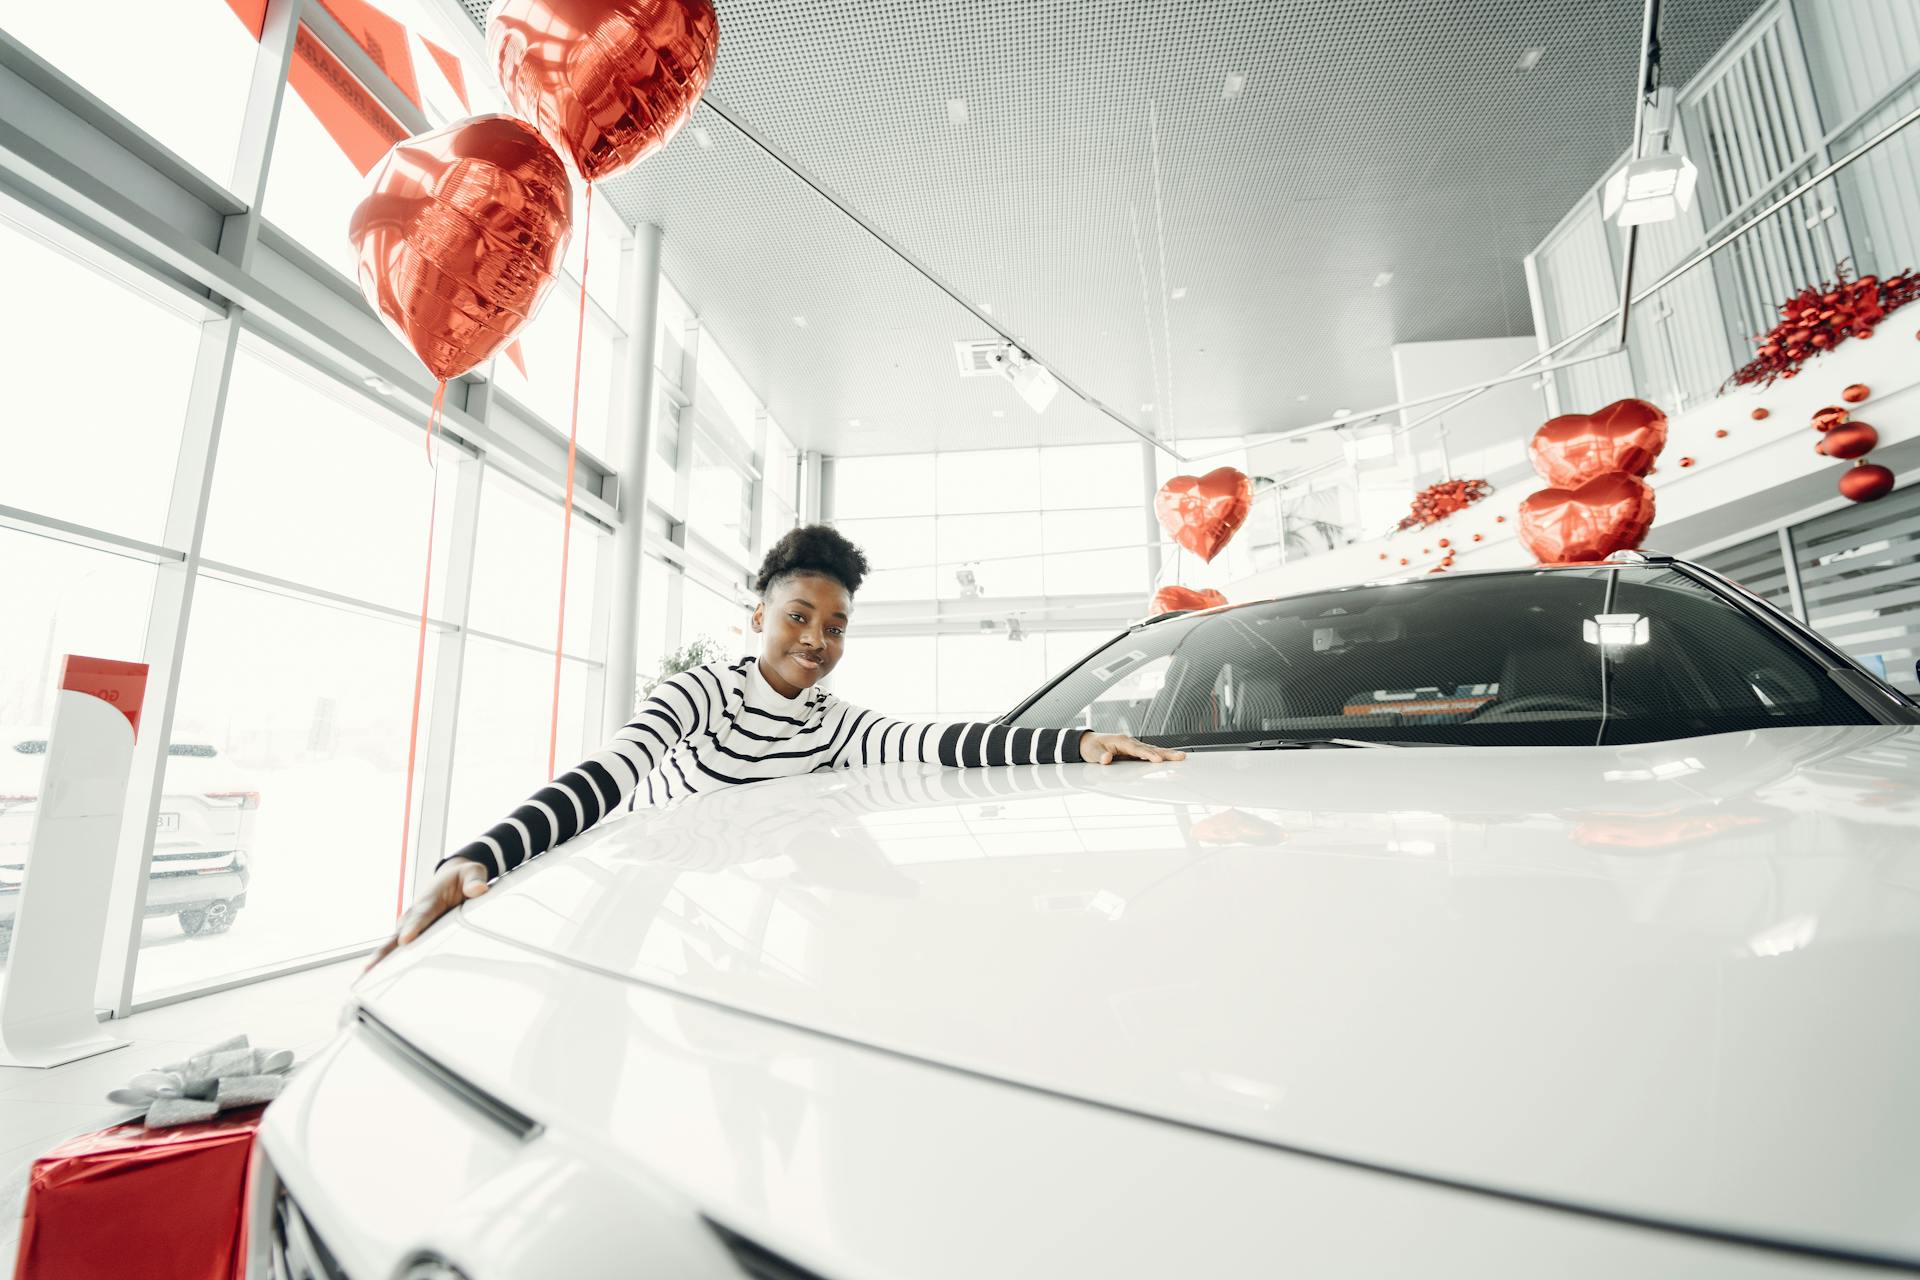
[1396, 478, 1492, 532]
[1727, 266, 1920, 388]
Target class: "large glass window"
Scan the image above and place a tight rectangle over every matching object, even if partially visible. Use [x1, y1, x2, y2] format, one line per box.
[0, 212, 200, 543]
[489, 286, 620, 460]
[201, 338, 460, 616]
[0, 0, 254, 191]
[0, 531, 154, 731]
[689, 433, 753, 561]
[467, 467, 604, 656]
[829, 635, 936, 721]
[135, 574, 436, 1000]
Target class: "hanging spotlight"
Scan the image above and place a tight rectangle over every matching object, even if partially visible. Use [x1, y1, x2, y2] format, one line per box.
[1007, 616, 1026, 642]
[1603, 153, 1699, 226]
[986, 344, 1060, 414]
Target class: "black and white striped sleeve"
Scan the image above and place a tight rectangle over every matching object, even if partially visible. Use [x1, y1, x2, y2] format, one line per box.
[826, 706, 1087, 770]
[438, 670, 711, 878]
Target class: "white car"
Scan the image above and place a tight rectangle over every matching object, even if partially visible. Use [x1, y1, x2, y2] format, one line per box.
[0, 730, 255, 950]
[254, 555, 1920, 1278]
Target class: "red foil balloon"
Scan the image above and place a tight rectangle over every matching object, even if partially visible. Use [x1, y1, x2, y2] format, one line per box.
[490, 0, 719, 183]
[1818, 422, 1879, 459]
[1517, 473, 1656, 564]
[349, 115, 572, 382]
[1155, 467, 1253, 562]
[1529, 398, 1668, 487]
[1840, 462, 1895, 503]
[1151, 585, 1228, 614]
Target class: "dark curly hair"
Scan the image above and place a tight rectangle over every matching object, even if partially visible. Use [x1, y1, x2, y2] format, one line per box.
[754, 523, 870, 598]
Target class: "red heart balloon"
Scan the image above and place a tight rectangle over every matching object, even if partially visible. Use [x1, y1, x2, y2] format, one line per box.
[1517, 473, 1656, 564]
[1154, 467, 1252, 562]
[349, 115, 572, 383]
[490, 0, 719, 183]
[1528, 398, 1669, 487]
[1151, 586, 1228, 615]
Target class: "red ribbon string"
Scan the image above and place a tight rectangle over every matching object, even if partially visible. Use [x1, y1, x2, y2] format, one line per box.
[548, 182, 593, 779]
[397, 379, 448, 919]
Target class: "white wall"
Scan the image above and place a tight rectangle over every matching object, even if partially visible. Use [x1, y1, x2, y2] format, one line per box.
[1391, 336, 1548, 484]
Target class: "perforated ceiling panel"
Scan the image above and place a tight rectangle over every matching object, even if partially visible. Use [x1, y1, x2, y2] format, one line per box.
[453, 0, 1765, 456]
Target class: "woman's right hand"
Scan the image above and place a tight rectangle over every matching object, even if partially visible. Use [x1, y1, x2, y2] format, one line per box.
[365, 858, 492, 971]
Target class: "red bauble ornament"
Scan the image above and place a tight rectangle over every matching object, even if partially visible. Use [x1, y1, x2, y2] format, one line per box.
[1528, 398, 1668, 487]
[1517, 473, 1656, 564]
[349, 115, 572, 382]
[1472, 533, 1483, 542]
[1842, 383, 1871, 404]
[1840, 462, 1895, 503]
[1819, 423, 1879, 459]
[1155, 467, 1252, 562]
[1714, 429, 1729, 438]
[1751, 408, 1770, 420]
[1679, 457, 1695, 468]
[1151, 585, 1228, 615]
[1437, 537, 1450, 548]
[490, 0, 720, 183]
[1812, 405, 1850, 431]
[1398, 558, 1409, 566]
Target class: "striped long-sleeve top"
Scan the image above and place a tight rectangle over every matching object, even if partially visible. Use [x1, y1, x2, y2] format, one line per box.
[441, 654, 1088, 878]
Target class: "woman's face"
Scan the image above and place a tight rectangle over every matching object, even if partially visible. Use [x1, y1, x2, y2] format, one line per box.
[752, 572, 851, 697]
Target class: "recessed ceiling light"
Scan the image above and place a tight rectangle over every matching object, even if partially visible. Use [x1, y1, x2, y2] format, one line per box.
[991, 409, 1006, 418]
[693, 127, 712, 148]
[947, 97, 969, 124]
[1372, 271, 1394, 288]
[1294, 393, 1310, 402]
[1222, 72, 1247, 100]
[1140, 402, 1156, 412]
[792, 315, 807, 327]
[363, 374, 394, 396]
[1516, 46, 1546, 72]
[848, 418, 862, 428]
[1333, 407, 1352, 419]
[1170, 286, 1187, 300]
[980, 302, 992, 314]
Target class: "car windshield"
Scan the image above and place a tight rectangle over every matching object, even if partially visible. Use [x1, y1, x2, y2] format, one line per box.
[1009, 566, 1874, 748]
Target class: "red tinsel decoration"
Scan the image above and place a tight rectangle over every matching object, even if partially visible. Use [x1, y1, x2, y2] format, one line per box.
[1395, 478, 1492, 532]
[1728, 266, 1920, 389]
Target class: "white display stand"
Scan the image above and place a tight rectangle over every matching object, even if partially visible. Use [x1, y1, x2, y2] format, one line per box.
[0, 656, 148, 1068]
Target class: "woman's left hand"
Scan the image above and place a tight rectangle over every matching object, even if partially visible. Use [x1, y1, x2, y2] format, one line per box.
[1079, 732, 1186, 765]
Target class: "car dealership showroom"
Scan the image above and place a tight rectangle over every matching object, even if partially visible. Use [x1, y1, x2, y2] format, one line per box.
[3, 0, 1920, 1275]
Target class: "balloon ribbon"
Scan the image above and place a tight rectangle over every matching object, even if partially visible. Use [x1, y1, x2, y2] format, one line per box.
[549, 182, 593, 778]
[397, 380, 448, 918]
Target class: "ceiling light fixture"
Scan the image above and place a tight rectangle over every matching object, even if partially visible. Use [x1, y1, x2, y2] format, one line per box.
[985, 345, 1058, 413]
[1222, 72, 1247, 100]
[1294, 393, 1310, 402]
[848, 418, 861, 428]
[947, 97, 969, 124]
[1515, 46, 1545, 72]
[1372, 271, 1394, 288]
[693, 127, 712, 148]
[979, 302, 992, 314]
[1333, 407, 1352, 419]
[363, 374, 395, 396]
[991, 409, 1006, 418]
[1603, 152, 1699, 226]
[1140, 402, 1156, 412]
[792, 315, 807, 327]
[1170, 286, 1187, 300]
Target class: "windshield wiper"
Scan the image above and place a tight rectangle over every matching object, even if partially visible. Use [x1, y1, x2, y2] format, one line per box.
[1172, 737, 1426, 751]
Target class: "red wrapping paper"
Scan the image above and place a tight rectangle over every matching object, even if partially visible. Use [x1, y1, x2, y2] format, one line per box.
[13, 1107, 262, 1280]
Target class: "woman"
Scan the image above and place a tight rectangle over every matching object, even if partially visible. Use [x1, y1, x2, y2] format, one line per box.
[372, 525, 1181, 964]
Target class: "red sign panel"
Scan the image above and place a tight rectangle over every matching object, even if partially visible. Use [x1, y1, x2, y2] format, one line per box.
[59, 656, 149, 740]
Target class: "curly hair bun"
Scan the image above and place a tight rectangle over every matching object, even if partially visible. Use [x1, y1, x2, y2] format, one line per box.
[754, 524, 870, 597]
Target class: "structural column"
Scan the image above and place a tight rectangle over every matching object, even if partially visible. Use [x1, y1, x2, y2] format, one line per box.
[602, 222, 664, 737]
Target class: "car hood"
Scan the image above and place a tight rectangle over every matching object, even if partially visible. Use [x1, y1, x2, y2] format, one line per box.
[458, 724, 1920, 1264]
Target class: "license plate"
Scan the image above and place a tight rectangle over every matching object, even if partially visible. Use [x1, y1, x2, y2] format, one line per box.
[155, 813, 180, 833]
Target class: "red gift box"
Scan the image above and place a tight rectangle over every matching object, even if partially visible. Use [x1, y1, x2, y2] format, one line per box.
[12, 1107, 262, 1280]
